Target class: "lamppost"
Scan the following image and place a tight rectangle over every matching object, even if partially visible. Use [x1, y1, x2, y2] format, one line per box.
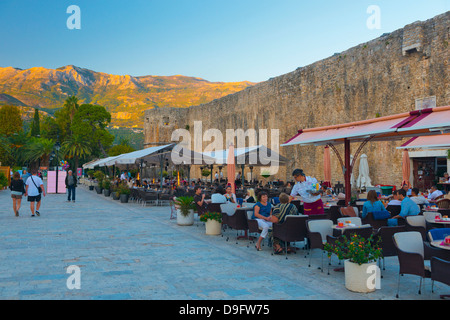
[54, 140, 61, 193]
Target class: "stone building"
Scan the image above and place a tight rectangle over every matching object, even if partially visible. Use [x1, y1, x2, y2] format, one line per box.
[144, 12, 450, 188]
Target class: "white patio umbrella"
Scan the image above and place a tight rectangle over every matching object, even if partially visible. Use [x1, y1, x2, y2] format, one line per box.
[356, 154, 373, 189]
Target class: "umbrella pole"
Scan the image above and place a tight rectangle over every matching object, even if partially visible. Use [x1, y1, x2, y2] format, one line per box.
[210, 165, 214, 185]
[344, 139, 352, 206]
[159, 154, 164, 190]
[241, 164, 245, 187]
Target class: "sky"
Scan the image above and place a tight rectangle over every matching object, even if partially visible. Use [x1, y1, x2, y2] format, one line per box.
[0, 0, 449, 83]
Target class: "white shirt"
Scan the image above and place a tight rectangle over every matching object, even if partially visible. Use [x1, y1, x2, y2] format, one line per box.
[211, 193, 227, 204]
[387, 200, 402, 206]
[428, 190, 444, 200]
[26, 175, 44, 197]
[290, 176, 321, 204]
[410, 195, 429, 205]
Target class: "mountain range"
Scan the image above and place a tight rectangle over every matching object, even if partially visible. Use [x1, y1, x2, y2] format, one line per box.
[0, 65, 255, 128]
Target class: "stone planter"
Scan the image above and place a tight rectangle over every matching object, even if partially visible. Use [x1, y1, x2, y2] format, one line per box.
[112, 192, 120, 200]
[104, 189, 111, 197]
[344, 260, 377, 293]
[205, 219, 222, 236]
[89, 186, 94, 191]
[177, 209, 194, 226]
[120, 194, 129, 203]
[95, 186, 103, 194]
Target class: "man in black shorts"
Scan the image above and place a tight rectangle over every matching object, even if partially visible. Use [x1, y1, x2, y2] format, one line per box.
[25, 169, 46, 217]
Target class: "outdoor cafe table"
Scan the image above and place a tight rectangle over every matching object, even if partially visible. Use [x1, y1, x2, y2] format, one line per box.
[332, 224, 367, 237]
[431, 241, 450, 251]
[429, 218, 450, 227]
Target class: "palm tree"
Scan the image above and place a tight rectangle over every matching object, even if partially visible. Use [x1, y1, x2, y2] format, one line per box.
[62, 134, 92, 172]
[64, 96, 79, 125]
[25, 137, 55, 168]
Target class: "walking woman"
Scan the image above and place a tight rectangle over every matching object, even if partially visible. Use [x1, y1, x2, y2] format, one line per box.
[9, 172, 25, 217]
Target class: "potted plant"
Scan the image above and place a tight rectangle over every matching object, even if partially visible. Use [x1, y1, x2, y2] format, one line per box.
[174, 196, 195, 226]
[118, 183, 130, 203]
[324, 234, 382, 293]
[261, 170, 271, 178]
[103, 179, 111, 197]
[111, 184, 120, 200]
[201, 169, 211, 180]
[93, 171, 105, 194]
[200, 212, 222, 235]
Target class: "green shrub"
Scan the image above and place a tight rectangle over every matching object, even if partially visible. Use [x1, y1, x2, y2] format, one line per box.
[0, 172, 8, 189]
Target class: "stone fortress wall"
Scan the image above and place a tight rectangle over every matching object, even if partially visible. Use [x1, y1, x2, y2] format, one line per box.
[144, 12, 449, 187]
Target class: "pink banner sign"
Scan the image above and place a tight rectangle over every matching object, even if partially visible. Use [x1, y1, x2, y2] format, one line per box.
[47, 171, 67, 194]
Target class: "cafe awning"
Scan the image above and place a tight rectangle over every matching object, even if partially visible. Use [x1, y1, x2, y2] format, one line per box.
[83, 158, 103, 169]
[281, 106, 450, 205]
[397, 134, 450, 150]
[106, 144, 176, 166]
[202, 145, 289, 166]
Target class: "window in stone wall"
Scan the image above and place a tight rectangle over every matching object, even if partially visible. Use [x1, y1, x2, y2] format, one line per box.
[415, 96, 436, 110]
[163, 116, 170, 126]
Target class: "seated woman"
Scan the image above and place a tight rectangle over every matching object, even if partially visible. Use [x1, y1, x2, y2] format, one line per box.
[270, 193, 299, 254]
[224, 185, 237, 203]
[362, 190, 388, 219]
[211, 186, 227, 204]
[252, 191, 273, 251]
[244, 188, 256, 203]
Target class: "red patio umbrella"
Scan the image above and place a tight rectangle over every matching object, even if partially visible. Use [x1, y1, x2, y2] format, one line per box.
[323, 146, 332, 188]
[227, 143, 236, 194]
[402, 149, 411, 188]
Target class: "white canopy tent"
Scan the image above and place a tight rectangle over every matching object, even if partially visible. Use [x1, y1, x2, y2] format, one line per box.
[202, 145, 289, 166]
[201, 145, 289, 184]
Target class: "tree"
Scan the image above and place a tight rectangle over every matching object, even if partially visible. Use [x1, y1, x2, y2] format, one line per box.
[24, 137, 55, 168]
[62, 134, 92, 172]
[0, 105, 23, 137]
[41, 116, 60, 140]
[108, 139, 135, 156]
[64, 96, 79, 126]
[30, 108, 41, 137]
[71, 104, 114, 157]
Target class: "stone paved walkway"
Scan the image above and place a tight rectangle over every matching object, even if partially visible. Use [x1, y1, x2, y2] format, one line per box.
[0, 184, 446, 300]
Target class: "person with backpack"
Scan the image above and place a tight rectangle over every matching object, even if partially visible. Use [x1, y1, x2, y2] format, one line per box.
[25, 168, 46, 217]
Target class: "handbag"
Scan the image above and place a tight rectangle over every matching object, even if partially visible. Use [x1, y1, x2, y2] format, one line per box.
[31, 176, 42, 194]
[372, 210, 391, 220]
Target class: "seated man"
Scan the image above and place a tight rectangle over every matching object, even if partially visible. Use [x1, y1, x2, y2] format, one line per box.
[270, 193, 299, 254]
[401, 183, 412, 196]
[392, 189, 420, 220]
[428, 185, 444, 201]
[193, 186, 208, 215]
[410, 187, 429, 206]
[211, 186, 227, 204]
[385, 190, 402, 207]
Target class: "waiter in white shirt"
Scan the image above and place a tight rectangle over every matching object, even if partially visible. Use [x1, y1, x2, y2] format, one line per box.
[289, 169, 324, 215]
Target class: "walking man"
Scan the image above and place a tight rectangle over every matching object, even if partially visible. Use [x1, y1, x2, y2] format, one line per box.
[25, 168, 45, 217]
[65, 170, 77, 202]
